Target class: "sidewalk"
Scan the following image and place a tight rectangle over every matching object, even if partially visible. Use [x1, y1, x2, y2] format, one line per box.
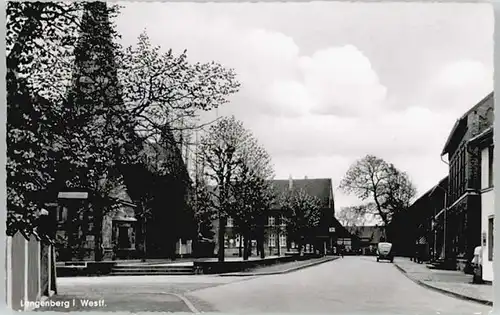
[219, 256, 339, 276]
[393, 257, 492, 305]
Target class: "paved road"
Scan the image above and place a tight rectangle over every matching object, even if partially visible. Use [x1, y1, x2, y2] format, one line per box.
[40, 256, 493, 314]
[37, 274, 249, 312]
[188, 256, 493, 314]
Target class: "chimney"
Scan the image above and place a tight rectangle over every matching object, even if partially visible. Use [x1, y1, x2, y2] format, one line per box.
[289, 175, 293, 190]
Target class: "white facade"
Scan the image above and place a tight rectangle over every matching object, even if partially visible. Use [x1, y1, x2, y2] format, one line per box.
[480, 146, 494, 282]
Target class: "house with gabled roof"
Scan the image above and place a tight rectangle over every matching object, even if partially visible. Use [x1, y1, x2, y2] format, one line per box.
[439, 92, 494, 271]
[218, 176, 352, 257]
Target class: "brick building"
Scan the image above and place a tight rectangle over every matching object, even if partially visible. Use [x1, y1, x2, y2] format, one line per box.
[217, 177, 351, 257]
[440, 92, 494, 271]
[389, 177, 448, 260]
[469, 126, 494, 282]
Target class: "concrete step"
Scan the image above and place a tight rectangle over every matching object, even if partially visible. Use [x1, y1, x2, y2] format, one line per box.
[110, 265, 195, 276]
[109, 272, 195, 276]
[112, 265, 193, 270]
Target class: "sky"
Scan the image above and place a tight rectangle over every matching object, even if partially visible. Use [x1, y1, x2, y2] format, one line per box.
[114, 2, 493, 213]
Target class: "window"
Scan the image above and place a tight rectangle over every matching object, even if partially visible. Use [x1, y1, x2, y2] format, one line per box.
[489, 217, 494, 261]
[489, 146, 494, 188]
[227, 217, 233, 227]
[268, 216, 275, 226]
[280, 215, 286, 227]
[279, 234, 287, 247]
[268, 233, 276, 247]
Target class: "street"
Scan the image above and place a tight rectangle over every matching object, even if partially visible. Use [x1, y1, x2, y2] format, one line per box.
[43, 257, 492, 314]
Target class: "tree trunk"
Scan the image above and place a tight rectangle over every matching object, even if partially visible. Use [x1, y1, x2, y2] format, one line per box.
[239, 235, 243, 257]
[141, 216, 148, 261]
[218, 216, 226, 262]
[94, 204, 103, 262]
[243, 235, 250, 261]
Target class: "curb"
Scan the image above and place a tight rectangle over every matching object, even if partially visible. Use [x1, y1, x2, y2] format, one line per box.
[219, 256, 339, 277]
[393, 263, 493, 306]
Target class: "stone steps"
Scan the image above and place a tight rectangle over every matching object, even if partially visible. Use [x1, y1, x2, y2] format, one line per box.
[110, 265, 195, 276]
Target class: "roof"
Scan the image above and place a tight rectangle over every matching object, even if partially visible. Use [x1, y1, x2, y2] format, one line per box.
[270, 178, 333, 207]
[428, 176, 449, 197]
[441, 92, 494, 156]
[347, 226, 385, 243]
[468, 126, 493, 148]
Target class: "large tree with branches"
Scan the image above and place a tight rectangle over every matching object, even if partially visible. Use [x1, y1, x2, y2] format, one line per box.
[197, 116, 275, 262]
[278, 189, 322, 256]
[339, 155, 417, 234]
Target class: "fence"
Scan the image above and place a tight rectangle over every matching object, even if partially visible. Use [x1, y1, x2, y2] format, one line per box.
[6, 231, 57, 311]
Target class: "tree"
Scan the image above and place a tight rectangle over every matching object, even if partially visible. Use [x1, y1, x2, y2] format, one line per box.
[190, 175, 217, 241]
[339, 155, 417, 229]
[53, 2, 141, 261]
[118, 32, 241, 146]
[230, 154, 275, 260]
[117, 32, 241, 258]
[336, 204, 376, 236]
[6, 1, 85, 236]
[197, 116, 274, 262]
[279, 189, 322, 256]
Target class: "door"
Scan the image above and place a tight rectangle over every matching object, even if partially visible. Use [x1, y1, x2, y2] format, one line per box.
[118, 226, 130, 249]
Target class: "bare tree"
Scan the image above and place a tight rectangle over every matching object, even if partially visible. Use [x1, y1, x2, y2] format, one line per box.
[339, 155, 417, 227]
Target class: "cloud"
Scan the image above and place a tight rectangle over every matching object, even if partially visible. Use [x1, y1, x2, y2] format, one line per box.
[298, 45, 387, 116]
[419, 60, 493, 114]
[114, 3, 492, 210]
[250, 106, 454, 162]
[116, 6, 387, 119]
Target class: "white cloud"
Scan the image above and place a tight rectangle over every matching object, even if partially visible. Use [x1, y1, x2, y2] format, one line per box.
[298, 45, 387, 116]
[419, 60, 493, 114]
[115, 3, 492, 210]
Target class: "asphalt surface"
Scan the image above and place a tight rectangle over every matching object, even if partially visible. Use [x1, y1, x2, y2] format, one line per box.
[38, 256, 494, 314]
[189, 256, 493, 314]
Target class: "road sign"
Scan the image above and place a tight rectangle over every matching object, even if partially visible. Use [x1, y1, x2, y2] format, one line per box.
[329, 227, 336, 233]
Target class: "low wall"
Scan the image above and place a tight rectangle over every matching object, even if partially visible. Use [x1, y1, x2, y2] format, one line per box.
[194, 253, 322, 274]
[56, 261, 117, 277]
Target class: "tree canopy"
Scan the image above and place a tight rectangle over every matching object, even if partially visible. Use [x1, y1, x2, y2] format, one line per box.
[339, 155, 417, 226]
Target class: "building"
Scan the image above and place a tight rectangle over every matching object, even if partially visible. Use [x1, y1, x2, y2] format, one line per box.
[52, 187, 138, 261]
[468, 126, 494, 282]
[218, 177, 352, 257]
[440, 92, 494, 271]
[343, 226, 386, 255]
[52, 135, 192, 261]
[390, 177, 448, 260]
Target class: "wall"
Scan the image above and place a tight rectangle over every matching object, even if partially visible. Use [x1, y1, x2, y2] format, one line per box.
[6, 232, 57, 311]
[481, 146, 494, 282]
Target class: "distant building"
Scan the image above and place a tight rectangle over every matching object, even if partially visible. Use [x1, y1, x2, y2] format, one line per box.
[216, 177, 352, 257]
[440, 92, 494, 271]
[390, 177, 448, 260]
[345, 226, 386, 255]
[468, 126, 494, 283]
